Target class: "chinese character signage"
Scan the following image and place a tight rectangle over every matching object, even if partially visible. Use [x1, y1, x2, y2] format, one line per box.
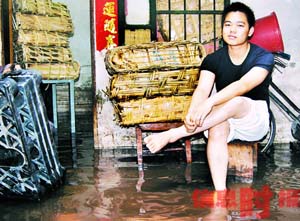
[192, 186, 300, 219]
[95, 0, 118, 51]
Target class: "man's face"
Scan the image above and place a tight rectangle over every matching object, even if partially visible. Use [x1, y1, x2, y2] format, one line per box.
[222, 11, 254, 46]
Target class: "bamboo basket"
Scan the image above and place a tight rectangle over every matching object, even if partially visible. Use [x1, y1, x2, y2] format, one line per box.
[13, 0, 52, 15]
[109, 67, 200, 101]
[115, 96, 191, 126]
[27, 61, 80, 80]
[14, 44, 73, 63]
[15, 29, 69, 47]
[13, 0, 71, 18]
[105, 40, 206, 75]
[14, 12, 73, 35]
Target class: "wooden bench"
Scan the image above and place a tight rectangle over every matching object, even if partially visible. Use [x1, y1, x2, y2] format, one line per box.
[135, 122, 258, 179]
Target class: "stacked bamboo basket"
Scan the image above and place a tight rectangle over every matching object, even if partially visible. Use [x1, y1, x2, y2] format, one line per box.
[12, 0, 80, 80]
[105, 41, 207, 126]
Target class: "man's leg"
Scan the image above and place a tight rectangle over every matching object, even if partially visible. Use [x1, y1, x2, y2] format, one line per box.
[206, 121, 230, 191]
[144, 96, 252, 153]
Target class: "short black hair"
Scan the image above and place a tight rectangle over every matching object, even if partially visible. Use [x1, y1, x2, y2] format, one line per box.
[222, 2, 255, 28]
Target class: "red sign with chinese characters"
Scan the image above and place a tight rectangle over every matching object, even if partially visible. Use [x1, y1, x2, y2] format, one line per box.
[95, 0, 119, 51]
[192, 186, 300, 219]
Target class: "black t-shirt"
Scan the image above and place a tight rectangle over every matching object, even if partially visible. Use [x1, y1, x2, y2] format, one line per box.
[200, 43, 274, 106]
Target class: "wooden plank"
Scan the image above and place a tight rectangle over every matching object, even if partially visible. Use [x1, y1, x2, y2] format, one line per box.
[139, 122, 183, 131]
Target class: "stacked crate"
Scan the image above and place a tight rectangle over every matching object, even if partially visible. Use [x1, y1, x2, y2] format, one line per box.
[0, 70, 65, 200]
[105, 40, 206, 126]
[12, 0, 80, 80]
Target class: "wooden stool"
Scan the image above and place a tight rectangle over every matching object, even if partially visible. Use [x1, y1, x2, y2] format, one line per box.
[227, 141, 258, 179]
[135, 122, 192, 169]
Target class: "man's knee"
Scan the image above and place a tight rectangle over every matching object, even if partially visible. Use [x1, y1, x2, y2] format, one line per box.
[208, 122, 230, 141]
[228, 96, 248, 107]
[225, 96, 253, 118]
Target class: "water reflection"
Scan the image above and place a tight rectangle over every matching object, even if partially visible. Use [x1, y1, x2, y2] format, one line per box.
[0, 142, 300, 220]
[274, 143, 293, 167]
[90, 146, 300, 220]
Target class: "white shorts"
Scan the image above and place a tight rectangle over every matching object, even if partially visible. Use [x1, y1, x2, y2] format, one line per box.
[205, 98, 270, 143]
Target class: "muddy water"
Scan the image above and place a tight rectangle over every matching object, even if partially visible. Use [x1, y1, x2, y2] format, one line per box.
[0, 114, 300, 220]
[1, 145, 300, 221]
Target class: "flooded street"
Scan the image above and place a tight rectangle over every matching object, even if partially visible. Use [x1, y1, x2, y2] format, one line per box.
[1, 113, 300, 221]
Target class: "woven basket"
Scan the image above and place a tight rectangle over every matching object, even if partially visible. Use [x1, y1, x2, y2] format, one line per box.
[15, 29, 69, 47]
[105, 40, 206, 75]
[14, 0, 52, 15]
[115, 96, 191, 126]
[14, 0, 71, 17]
[109, 67, 200, 101]
[14, 44, 73, 63]
[27, 61, 80, 80]
[14, 12, 73, 35]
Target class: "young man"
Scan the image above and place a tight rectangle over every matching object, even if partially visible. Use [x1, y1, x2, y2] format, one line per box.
[144, 2, 274, 191]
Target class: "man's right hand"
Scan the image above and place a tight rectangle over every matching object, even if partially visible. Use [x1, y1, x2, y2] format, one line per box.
[184, 113, 197, 133]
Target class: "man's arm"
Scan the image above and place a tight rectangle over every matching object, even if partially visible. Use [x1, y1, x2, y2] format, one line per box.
[188, 70, 215, 112]
[184, 70, 215, 132]
[207, 66, 269, 107]
[190, 66, 269, 127]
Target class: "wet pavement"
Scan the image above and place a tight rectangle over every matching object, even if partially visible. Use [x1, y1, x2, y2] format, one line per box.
[1, 112, 300, 221]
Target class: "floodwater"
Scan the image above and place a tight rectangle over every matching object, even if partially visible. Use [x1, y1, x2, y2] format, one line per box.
[1, 112, 300, 221]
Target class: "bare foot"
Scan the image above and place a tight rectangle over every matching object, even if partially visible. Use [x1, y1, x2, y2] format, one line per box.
[144, 130, 172, 153]
[198, 190, 229, 221]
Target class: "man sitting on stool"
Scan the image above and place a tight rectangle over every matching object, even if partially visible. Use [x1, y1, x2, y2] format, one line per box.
[144, 2, 274, 192]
